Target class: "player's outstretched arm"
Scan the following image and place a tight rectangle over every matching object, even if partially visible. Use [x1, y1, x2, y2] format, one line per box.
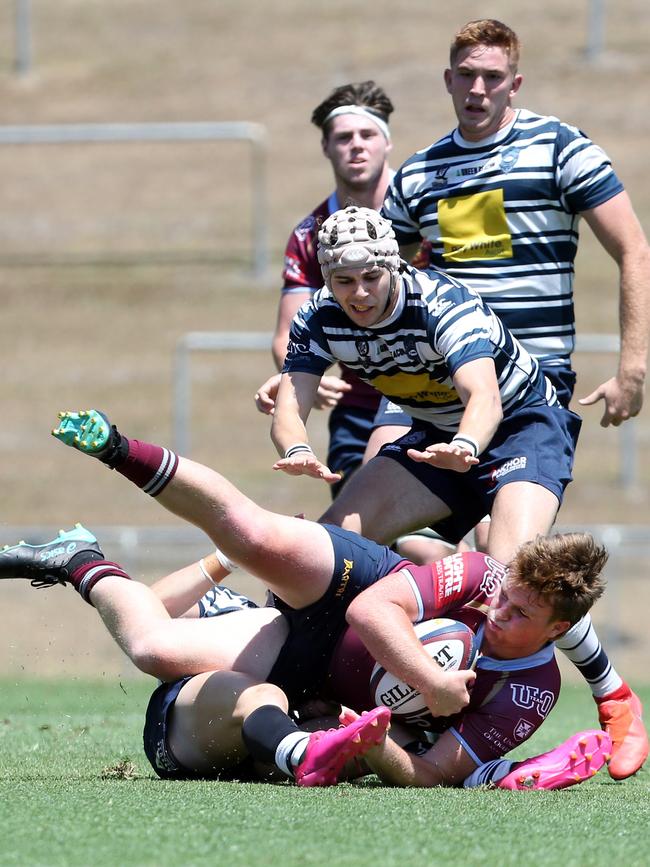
[271, 371, 342, 484]
[406, 358, 501, 472]
[579, 193, 650, 426]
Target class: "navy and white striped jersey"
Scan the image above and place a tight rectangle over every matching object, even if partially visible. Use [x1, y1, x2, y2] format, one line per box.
[283, 265, 557, 433]
[382, 109, 624, 368]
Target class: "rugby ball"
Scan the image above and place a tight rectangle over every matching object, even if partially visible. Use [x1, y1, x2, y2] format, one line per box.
[369, 618, 479, 728]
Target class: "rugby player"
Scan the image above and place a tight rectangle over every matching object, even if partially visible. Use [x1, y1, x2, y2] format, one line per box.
[0, 410, 633, 789]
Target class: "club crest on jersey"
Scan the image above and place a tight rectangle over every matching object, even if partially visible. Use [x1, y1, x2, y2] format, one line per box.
[403, 336, 419, 360]
[294, 215, 316, 243]
[499, 147, 519, 173]
[479, 556, 505, 597]
[513, 718, 535, 741]
[510, 684, 554, 718]
[432, 165, 450, 188]
[354, 340, 370, 361]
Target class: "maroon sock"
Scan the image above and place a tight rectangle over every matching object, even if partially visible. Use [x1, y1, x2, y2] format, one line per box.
[595, 683, 632, 704]
[68, 559, 132, 605]
[113, 439, 179, 497]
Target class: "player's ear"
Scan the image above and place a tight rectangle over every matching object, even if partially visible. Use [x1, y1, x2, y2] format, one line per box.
[549, 619, 571, 641]
[443, 67, 453, 93]
[510, 73, 523, 98]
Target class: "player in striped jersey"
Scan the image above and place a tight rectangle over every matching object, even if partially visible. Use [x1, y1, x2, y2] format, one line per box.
[382, 18, 650, 418]
[272, 206, 580, 564]
[374, 16, 650, 559]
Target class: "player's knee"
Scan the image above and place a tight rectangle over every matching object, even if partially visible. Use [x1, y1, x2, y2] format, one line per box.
[127, 632, 185, 680]
[237, 681, 288, 719]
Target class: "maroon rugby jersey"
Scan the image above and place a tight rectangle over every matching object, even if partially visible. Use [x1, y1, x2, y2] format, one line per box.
[327, 551, 561, 763]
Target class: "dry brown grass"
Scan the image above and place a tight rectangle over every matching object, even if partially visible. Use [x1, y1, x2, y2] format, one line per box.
[0, 1, 648, 677]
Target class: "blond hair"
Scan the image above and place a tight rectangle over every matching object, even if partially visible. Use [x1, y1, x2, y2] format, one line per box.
[450, 19, 521, 72]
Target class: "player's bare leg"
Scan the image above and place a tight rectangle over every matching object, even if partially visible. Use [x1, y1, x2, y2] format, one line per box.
[167, 672, 290, 777]
[320, 454, 452, 543]
[52, 410, 335, 608]
[486, 481, 559, 563]
[0, 525, 288, 682]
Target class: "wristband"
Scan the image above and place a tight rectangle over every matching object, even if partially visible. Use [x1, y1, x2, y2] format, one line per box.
[214, 546, 239, 574]
[284, 443, 314, 459]
[198, 557, 218, 586]
[451, 434, 480, 458]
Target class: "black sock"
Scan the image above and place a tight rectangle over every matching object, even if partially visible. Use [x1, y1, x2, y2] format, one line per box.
[241, 705, 302, 766]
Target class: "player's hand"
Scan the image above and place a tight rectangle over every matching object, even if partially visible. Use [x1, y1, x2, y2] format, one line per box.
[579, 373, 645, 427]
[273, 452, 342, 484]
[255, 373, 352, 414]
[423, 669, 476, 718]
[254, 373, 281, 415]
[338, 706, 360, 726]
[313, 375, 353, 410]
[407, 442, 479, 472]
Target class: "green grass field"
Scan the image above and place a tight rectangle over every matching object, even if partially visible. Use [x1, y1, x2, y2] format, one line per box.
[1, 678, 648, 867]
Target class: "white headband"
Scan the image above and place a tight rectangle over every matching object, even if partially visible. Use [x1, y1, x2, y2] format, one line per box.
[322, 105, 391, 141]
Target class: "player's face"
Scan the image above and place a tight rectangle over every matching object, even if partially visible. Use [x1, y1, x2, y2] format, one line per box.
[483, 575, 570, 660]
[329, 266, 397, 326]
[444, 45, 522, 141]
[322, 115, 392, 191]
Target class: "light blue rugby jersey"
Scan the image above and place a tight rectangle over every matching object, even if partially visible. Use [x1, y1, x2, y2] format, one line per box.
[283, 265, 557, 433]
[382, 109, 624, 368]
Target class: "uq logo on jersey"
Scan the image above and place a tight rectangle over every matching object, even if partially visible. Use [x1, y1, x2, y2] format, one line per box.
[479, 555, 505, 598]
[510, 684, 554, 719]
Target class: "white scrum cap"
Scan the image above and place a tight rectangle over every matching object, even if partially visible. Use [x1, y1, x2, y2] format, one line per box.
[317, 206, 401, 282]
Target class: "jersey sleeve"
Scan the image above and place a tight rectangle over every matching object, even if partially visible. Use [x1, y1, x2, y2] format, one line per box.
[427, 280, 496, 377]
[382, 166, 424, 247]
[281, 201, 331, 294]
[282, 296, 335, 377]
[554, 122, 624, 213]
[403, 552, 505, 622]
[282, 216, 324, 294]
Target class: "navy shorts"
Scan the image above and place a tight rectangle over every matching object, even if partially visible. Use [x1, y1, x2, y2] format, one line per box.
[327, 404, 377, 497]
[378, 401, 582, 544]
[267, 524, 404, 707]
[143, 677, 257, 781]
[372, 396, 412, 428]
[541, 364, 576, 409]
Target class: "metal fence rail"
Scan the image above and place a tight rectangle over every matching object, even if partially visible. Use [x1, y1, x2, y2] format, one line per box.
[171, 330, 639, 489]
[0, 121, 269, 277]
[3, 522, 648, 651]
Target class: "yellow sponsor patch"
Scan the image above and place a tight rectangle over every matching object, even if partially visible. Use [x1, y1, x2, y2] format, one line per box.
[373, 372, 457, 404]
[439, 188, 512, 262]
